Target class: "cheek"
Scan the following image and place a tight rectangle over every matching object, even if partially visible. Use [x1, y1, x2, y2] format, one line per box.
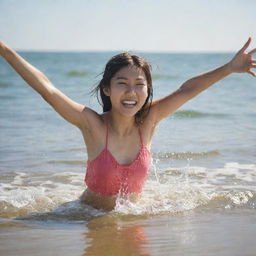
[140, 87, 149, 100]
[108, 88, 123, 104]
[110, 88, 123, 100]
[135, 90, 148, 108]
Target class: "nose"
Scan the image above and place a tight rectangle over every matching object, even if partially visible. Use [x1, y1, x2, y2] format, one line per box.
[125, 85, 136, 94]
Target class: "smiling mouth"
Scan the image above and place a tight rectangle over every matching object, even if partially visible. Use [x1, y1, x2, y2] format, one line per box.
[122, 100, 137, 107]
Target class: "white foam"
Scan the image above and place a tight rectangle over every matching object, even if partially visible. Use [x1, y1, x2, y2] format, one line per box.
[114, 162, 256, 215]
[0, 172, 85, 218]
[1, 162, 256, 219]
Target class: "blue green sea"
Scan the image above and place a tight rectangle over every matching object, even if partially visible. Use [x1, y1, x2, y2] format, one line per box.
[0, 51, 256, 256]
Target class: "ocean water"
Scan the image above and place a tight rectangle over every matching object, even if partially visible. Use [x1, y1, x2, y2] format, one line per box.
[0, 51, 256, 256]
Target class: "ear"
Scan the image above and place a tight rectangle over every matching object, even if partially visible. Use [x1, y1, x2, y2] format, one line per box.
[103, 86, 111, 97]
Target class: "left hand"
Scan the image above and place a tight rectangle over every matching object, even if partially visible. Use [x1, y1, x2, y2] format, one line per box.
[228, 37, 256, 77]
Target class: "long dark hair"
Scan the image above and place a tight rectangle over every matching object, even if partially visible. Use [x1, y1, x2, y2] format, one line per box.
[91, 52, 153, 123]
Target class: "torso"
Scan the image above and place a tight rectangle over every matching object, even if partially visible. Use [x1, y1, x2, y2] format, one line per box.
[78, 110, 157, 211]
[80, 188, 141, 211]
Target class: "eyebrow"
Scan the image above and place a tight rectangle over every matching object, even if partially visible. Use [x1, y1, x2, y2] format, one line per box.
[115, 76, 145, 81]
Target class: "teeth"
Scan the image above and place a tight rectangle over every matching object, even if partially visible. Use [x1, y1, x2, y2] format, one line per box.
[122, 100, 136, 105]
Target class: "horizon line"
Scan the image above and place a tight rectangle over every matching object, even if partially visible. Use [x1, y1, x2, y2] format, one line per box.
[15, 49, 236, 54]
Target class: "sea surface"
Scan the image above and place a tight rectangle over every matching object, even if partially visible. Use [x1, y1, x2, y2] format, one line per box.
[0, 51, 256, 256]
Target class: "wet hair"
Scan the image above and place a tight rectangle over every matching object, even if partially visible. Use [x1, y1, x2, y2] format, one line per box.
[91, 52, 153, 123]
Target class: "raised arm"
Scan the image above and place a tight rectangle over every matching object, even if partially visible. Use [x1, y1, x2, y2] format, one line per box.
[0, 40, 95, 129]
[149, 37, 256, 124]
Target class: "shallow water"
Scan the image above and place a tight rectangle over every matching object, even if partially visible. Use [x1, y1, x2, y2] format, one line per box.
[0, 51, 256, 255]
[1, 208, 256, 256]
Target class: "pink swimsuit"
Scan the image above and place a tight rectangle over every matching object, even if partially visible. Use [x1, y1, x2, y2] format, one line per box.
[84, 119, 151, 196]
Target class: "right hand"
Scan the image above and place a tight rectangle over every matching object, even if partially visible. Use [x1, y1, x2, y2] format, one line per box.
[228, 37, 256, 77]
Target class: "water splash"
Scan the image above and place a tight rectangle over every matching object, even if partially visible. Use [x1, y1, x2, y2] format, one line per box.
[1, 162, 256, 220]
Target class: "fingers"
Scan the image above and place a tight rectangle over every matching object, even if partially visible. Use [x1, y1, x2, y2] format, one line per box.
[240, 37, 251, 53]
[250, 60, 256, 68]
[248, 48, 256, 55]
[247, 70, 256, 77]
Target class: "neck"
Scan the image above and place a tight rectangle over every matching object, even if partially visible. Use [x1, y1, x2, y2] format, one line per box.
[106, 111, 137, 136]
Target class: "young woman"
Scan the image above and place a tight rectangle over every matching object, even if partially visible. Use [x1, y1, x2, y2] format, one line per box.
[0, 38, 255, 211]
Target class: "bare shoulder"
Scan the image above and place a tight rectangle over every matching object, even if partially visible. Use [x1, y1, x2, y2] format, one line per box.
[79, 110, 108, 161]
[80, 108, 105, 135]
[144, 86, 192, 124]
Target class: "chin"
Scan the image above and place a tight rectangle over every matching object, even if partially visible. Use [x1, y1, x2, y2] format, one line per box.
[122, 109, 140, 118]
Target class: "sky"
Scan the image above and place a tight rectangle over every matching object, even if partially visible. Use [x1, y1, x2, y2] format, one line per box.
[0, 0, 255, 52]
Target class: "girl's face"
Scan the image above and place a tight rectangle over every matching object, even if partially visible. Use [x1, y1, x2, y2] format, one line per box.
[104, 65, 148, 117]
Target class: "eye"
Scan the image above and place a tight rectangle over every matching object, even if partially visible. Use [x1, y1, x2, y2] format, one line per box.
[136, 84, 146, 87]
